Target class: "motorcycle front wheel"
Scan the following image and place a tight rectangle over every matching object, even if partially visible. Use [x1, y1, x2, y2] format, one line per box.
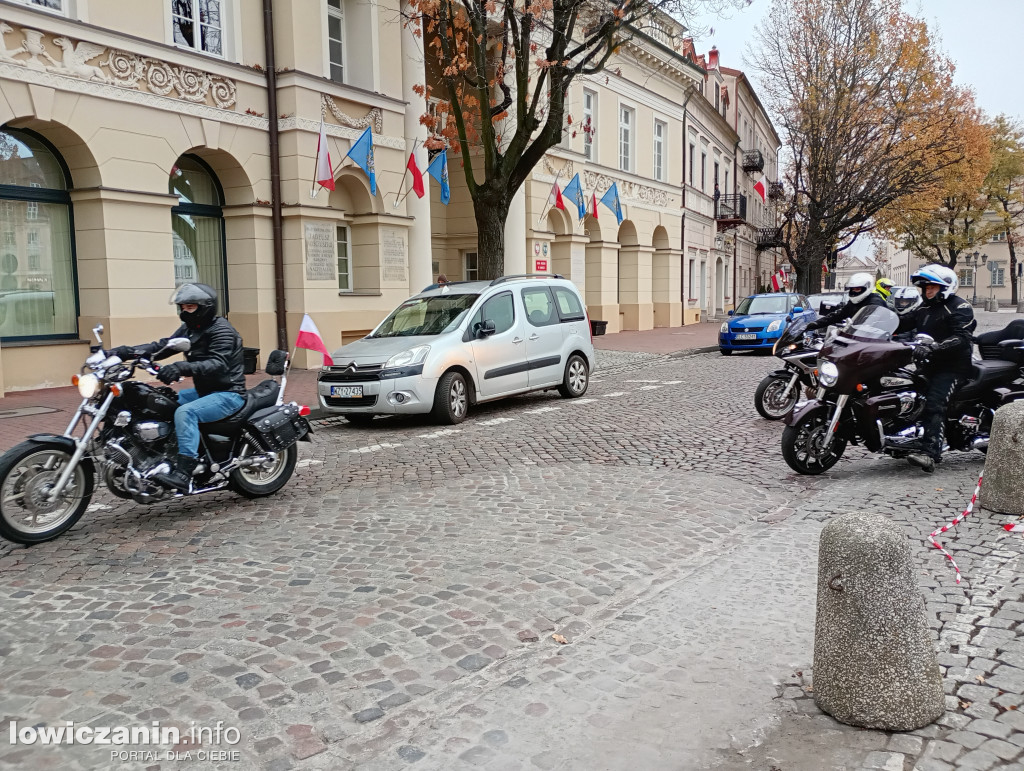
[754, 374, 800, 420]
[781, 409, 847, 475]
[0, 441, 93, 544]
[228, 440, 297, 498]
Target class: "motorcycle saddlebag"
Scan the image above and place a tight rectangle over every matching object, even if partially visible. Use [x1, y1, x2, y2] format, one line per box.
[246, 403, 309, 451]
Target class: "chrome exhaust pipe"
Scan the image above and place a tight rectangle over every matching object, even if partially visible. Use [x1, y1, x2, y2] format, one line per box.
[972, 437, 989, 451]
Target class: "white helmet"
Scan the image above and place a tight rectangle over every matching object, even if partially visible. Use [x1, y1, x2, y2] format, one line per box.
[911, 264, 958, 300]
[890, 286, 922, 316]
[846, 272, 875, 304]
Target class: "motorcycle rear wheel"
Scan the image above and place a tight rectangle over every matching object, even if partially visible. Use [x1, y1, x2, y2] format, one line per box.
[228, 440, 297, 498]
[781, 410, 847, 475]
[755, 375, 799, 420]
[0, 441, 93, 544]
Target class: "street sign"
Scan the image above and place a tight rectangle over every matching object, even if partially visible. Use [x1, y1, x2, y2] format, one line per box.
[535, 259, 548, 272]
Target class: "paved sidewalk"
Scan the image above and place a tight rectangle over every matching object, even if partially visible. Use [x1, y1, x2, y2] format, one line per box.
[593, 321, 721, 356]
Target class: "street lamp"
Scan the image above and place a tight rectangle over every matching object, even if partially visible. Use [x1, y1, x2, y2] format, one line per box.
[965, 251, 987, 306]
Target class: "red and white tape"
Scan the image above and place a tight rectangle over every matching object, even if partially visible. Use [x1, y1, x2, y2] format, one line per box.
[927, 471, 983, 584]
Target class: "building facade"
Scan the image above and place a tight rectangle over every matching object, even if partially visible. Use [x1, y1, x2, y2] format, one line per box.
[0, 0, 782, 393]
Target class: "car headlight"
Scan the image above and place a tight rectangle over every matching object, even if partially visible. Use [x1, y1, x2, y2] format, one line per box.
[720, 322, 729, 334]
[766, 319, 783, 333]
[75, 373, 101, 398]
[385, 345, 430, 369]
[818, 361, 839, 388]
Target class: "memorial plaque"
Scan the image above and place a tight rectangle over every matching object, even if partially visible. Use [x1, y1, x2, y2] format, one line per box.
[304, 221, 336, 281]
[382, 227, 407, 283]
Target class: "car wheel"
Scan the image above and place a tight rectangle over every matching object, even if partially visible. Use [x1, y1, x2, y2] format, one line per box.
[720, 348, 732, 356]
[432, 370, 469, 424]
[557, 354, 589, 398]
[342, 413, 375, 425]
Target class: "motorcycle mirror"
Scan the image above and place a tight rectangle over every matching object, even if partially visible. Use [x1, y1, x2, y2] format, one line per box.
[165, 337, 192, 353]
[92, 324, 104, 344]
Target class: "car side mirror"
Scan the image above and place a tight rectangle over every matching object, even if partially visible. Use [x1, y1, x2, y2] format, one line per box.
[727, 309, 734, 316]
[476, 319, 496, 338]
[792, 306, 803, 314]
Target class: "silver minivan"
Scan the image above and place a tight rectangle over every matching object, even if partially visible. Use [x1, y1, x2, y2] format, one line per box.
[317, 275, 596, 424]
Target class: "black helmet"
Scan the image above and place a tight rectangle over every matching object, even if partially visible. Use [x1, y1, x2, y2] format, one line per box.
[170, 283, 218, 327]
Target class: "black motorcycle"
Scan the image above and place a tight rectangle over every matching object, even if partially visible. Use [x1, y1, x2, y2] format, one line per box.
[781, 307, 1024, 475]
[754, 316, 822, 420]
[0, 324, 313, 544]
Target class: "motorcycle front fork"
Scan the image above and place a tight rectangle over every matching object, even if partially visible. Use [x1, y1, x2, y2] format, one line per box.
[821, 394, 850, 450]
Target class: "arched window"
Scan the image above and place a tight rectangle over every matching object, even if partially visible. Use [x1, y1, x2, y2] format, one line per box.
[0, 128, 78, 341]
[170, 155, 228, 312]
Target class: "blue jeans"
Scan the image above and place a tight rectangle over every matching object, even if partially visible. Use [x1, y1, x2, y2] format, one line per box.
[175, 389, 245, 458]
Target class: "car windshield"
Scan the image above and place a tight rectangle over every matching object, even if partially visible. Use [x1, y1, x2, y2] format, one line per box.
[841, 305, 900, 341]
[370, 294, 479, 338]
[735, 296, 789, 315]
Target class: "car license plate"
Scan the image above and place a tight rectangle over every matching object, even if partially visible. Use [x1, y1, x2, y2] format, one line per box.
[330, 385, 363, 398]
[734, 334, 757, 341]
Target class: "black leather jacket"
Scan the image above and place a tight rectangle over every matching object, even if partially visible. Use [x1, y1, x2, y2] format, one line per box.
[137, 316, 246, 396]
[809, 292, 887, 330]
[900, 294, 976, 373]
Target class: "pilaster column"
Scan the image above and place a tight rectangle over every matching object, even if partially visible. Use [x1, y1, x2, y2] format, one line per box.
[402, 2, 433, 292]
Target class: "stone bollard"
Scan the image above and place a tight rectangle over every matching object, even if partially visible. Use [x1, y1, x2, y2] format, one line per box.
[980, 401, 1024, 515]
[813, 513, 944, 730]
[1016, 300, 1024, 314]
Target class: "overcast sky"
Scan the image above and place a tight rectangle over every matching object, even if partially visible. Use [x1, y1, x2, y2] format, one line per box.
[689, 0, 1024, 122]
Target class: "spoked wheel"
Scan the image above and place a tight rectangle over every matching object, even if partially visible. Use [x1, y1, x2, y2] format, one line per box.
[781, 409, 847, 475]
[558, 354, 590, 398]
[0, 441, 93, 544]
[228, 440, 298, 498]
[755, 375, 800, 420]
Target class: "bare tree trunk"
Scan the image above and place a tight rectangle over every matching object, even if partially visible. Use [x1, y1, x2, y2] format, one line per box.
[1010, 237, 1019, 305]
[473, 185, 511, 280]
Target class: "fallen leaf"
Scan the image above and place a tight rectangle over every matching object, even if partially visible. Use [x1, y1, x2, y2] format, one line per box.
[1009, 705, 1018, 711]
[552, 634, 568, 645]
[976, 675, 986, 683]
[959, 700, 972, 709]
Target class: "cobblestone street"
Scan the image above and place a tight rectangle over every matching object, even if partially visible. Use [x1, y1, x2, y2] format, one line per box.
[2, 338, 1024, 770]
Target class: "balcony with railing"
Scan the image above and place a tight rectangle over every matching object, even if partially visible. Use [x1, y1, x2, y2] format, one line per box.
[715, 194, 746, 230]
[755, 226, 785, 251]
[742, 149, 764, 174]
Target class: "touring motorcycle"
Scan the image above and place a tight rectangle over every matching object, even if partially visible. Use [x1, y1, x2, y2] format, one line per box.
[0, 325, 312, 544]
[781, 306, 1024, 475]
[754, 315, 823, 420]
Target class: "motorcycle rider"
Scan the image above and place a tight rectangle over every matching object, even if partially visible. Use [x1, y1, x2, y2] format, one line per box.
[110, 283, 246, 491]
[899, 265, 977, 473]
[875, 277, 895, 301]
[804, 272, 887, 332]
[889, 285, 923, 317]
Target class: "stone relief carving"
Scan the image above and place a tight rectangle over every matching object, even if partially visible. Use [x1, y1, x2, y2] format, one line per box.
[542, 156, 573, 179]
[321, 94, 383, 134]
[583, 170, 669, 207]
[0, 23, 236, 108]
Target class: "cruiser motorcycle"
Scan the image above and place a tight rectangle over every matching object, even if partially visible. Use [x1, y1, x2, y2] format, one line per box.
[754, 315, 823, 420]
[0, 325, 313, 544]
[781, 306, 1024, 475]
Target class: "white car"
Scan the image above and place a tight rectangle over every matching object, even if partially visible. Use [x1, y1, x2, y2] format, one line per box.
[317, 275, 596, 424]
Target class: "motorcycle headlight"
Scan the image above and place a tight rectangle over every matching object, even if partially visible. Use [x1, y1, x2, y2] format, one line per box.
[767, 319, 783, 333]
[385, 345, 431, 369]
[75, 372, 101, 398]
[720, 322, 729, 334]
[818, 361, 839, 388]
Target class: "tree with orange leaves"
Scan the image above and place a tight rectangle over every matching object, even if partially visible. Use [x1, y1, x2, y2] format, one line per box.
[408, 0, 749, 279]
[752, 0, 977, 294]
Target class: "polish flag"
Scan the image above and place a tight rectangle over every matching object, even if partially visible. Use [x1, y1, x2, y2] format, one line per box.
[407, 151, 425, 198]
[296, 314, 334, 365]
[753, 174, 766, 203]
[547, 180, 566, 210]
[315, 119, 335, 192]
[770, 270, 785, 292]
[591, 192, 599, 219]
[822, 260, 829, 275]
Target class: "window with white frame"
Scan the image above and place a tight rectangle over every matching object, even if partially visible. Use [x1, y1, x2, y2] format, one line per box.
[26, 201, 38, 220]
[337, 225, 352, 291]
[618, 105, 634, 173]
[958, 269, 973, 288]
[327, 0, 345, 83]
[992, 230, 1007, 243]
[993, 262, 1005, 287]
[688, 143, 695, 186]
[653, 120, 666, 182]
[172, 0, 223, 56]
[12, 0, 65, 13]
[583, 90, 596, 161]
[464, 251, 478, 280]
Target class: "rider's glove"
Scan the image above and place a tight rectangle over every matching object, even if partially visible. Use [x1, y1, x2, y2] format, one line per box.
[109, 345, 135, 360]
[804, 321, 821, 332]
[156, 361, 190, 384]
[912, 342, 935, 364]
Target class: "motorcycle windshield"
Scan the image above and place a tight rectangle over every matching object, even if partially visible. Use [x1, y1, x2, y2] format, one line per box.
[773, 316, 810, 354]
[840, 305, 900, 342]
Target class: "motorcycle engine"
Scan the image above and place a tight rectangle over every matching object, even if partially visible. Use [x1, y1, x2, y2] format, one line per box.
[102, 421, 175, 502]
[896, 392, 924, 421]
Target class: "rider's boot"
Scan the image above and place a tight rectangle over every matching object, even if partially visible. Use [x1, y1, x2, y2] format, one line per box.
[154, 454, 199, 492]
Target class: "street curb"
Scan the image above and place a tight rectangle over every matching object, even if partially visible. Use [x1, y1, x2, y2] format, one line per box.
[668, 345, 720, 359]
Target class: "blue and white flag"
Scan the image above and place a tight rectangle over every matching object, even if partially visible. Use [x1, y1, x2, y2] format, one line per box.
[344, 126, 376, 195]
[562, 173, 586, 220]
[426, 151, 450, 205]
[599, 183, 623, 225]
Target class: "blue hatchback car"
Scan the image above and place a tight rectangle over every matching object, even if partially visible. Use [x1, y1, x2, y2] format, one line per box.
[719, 292, 817, 354]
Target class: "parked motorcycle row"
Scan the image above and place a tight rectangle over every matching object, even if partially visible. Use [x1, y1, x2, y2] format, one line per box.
[0, 325, 313, 545]
[754, 307, 1024, 475]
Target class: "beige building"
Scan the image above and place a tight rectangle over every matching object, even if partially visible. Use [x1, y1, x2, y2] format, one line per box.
[0, 0, 782, 393]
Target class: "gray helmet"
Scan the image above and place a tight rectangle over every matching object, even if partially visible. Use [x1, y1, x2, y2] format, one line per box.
[169, 283, 218, 307]
[890, 286, 922, 316]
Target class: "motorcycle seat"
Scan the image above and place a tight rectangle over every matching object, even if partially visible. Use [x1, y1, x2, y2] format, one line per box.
[200, 380, 281, 434]
[956, 360, 1020, 399]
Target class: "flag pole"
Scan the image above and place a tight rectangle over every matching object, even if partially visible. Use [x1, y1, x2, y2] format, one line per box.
[392, 138, 418, 209]
[536, 165, 565, 227]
